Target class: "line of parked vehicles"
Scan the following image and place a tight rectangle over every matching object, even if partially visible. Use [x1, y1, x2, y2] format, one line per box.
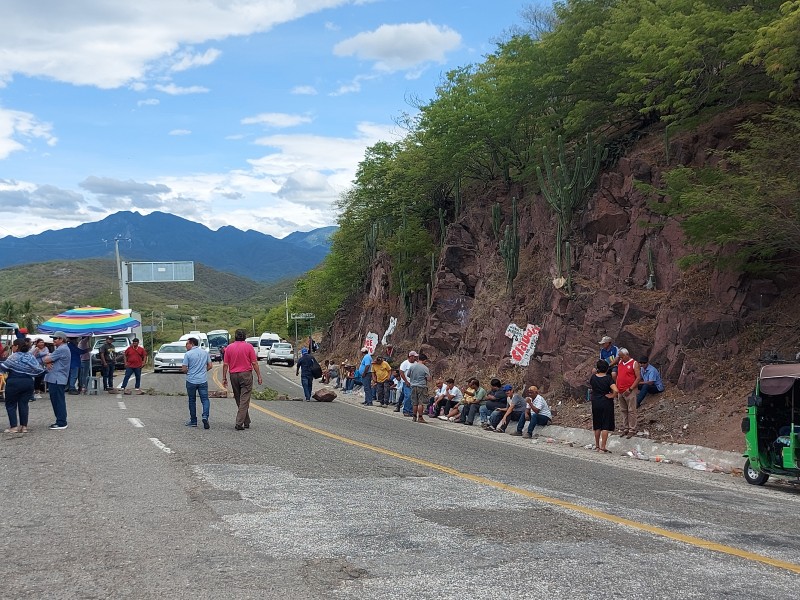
[152, 330, 295, 372]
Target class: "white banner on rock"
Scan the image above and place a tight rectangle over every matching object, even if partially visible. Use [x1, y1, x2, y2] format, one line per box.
[505, 323, 541, 367]
[381, 316, 397, 346]
[363, 332, 379, 355]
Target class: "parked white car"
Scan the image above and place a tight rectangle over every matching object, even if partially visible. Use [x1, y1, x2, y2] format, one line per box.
[266, 342, 294, 367]
[153, 342, 188, 373]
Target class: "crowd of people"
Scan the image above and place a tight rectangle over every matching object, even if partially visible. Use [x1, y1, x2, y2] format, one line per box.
[324, 335, 664, 447]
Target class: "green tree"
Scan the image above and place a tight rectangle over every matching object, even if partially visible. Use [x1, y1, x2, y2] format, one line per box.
[660, 106, 800, 271]
[743, 0, 800, 99]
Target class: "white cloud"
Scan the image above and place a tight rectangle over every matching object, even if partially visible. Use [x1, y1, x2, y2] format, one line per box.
[154, 83, 210, 95]
[0, 1, 357, 88]
[170, 48, 222, 72]
[0, 107, 57, 159]
[137, 98, 160, 107]
[329, 74, 376, 96]
[291, 85, 318, 95]
[241, 113, 313, 128]
[169, 129, 192, 136]
[334, 22, 462, 73]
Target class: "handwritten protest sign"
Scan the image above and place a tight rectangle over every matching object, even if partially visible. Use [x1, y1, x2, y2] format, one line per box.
[505, 323, 541, 367]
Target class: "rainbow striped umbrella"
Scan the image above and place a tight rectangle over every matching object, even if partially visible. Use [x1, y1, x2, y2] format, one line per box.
[38, 307, 140, 336]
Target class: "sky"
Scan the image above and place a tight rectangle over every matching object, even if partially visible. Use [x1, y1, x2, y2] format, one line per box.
[0, 0, 540, 239]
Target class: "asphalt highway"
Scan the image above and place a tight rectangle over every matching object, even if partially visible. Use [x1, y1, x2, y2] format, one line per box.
[1, 362, 799, 599]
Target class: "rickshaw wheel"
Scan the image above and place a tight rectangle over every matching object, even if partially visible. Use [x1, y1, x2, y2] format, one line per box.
[743, 459, 769, 486]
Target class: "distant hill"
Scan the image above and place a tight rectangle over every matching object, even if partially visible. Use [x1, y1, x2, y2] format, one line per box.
[0, 211, 335, 282]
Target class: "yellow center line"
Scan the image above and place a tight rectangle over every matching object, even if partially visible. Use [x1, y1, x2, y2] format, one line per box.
[247, 401, 800, 575]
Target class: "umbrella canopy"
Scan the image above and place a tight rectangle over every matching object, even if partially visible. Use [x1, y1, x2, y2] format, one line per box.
[38, 307, 141, 337]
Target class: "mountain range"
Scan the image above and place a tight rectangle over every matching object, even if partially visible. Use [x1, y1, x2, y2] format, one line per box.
[0, 211, 336, 282]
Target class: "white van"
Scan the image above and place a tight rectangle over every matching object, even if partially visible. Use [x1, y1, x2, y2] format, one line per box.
[257, 332, 281, 360]
[179, 331, 209, 353]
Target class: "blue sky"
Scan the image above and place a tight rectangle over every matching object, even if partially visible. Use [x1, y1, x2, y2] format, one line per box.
[0, 0, 543, 238]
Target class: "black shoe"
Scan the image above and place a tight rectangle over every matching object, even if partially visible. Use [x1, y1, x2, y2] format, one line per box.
[48, 423, 68, 430]
[202, 419, 209, 430]
[244, 424, 250, 429]
[393, 407, 401, 412]
[510, 431, 523, 437]
[235, 424, 245, 430]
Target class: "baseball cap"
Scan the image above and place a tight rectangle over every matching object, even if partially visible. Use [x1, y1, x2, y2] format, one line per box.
[408, 350, 419, 357]
[52, 331, 68, 340]
[18, 327, 28, 334]
[301, 348, 308, 355]
[618, 347, 629, 355]
[502, 384, 513, 392]
[598, 335, 612, 344]
[361, 346, 369, 353]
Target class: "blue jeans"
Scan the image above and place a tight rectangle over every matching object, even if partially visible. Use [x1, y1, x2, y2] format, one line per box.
[68, 366, 80, 392]
[490, 409, 523, 431]
[186, 381, 210, 422]
[79, 363, 90, 391]
[402, 386, 412, 415]
[517, 412, 551, 434]
[102, 363, 115, 389]
[362, 372, 373, 404]
[121, 367, 142, 389]
[300, 375, 313, 401]
[48, 383, 67, 427]
[636, 384, 662, 408]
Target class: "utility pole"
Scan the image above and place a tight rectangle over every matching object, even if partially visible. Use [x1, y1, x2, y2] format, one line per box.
[284, 292, 289, 326]
[114, 236, 131, 309]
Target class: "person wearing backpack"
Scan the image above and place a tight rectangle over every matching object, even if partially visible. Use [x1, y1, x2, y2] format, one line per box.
[295, 348, 315, 402]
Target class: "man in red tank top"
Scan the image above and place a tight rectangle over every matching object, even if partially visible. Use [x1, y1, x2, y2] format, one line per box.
[615, 348, 640, 438]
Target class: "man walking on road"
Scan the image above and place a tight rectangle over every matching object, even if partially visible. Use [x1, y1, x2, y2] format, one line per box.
[222, 329, 262, 429]
[295, 347, 315, 402]
[43, 331, 71, 430]
[181, 337, 212, 429]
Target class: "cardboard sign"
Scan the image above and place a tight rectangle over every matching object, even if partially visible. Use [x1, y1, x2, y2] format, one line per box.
[505, 322, 541, 367]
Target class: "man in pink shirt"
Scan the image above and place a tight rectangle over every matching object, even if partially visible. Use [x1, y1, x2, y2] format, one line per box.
[222, 329, 263, 431]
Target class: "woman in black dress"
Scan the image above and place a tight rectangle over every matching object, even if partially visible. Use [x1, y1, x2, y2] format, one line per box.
[589, 360, 618, 453]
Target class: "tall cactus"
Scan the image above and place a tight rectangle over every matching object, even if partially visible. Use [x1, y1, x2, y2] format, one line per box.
[491, 202, 502, 241]
[454, 176, 462, 219]
[364, 221, 379, 261]
[499, 196, 520, 295]
[438, 207, 446, 246]
[536, 134, 605, 283]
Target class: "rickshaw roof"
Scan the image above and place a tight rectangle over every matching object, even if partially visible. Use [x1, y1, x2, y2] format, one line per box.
[759, 363, 800, 396]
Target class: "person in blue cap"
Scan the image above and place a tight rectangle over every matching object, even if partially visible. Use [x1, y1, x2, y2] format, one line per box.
[295, 347, 315, 402]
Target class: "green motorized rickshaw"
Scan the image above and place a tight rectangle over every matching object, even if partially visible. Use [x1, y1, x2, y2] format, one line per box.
[742, 363, 800, 486]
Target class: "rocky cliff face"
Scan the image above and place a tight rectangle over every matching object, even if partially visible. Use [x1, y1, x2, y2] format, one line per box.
[325, 106, 793, 403]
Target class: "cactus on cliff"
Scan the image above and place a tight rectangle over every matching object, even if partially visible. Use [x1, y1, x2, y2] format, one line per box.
[499, 196, 520, 295]
[536, 134, 606, 283]
[491, 202, 502, 241]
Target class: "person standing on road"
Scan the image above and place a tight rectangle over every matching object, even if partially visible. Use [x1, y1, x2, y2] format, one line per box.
[295, 347, 315, 402]
[222, 328, 262, 428]
[30, 338, 49, 400]
[1, 338, 44, 433]
[590, 360, 618, 453]
[43, 331, 71, 430]
[120, 338, 147, 395]
[66, 337, 84, 395]
[372, 355, 392, 406]
[394, 351, 417, 415]
[356, 347, 373, 406]
[181, 337, 212, 429]
[406, 352, 430, 423]
[615, 348, 640, 438]
[99, 336, 116, 392]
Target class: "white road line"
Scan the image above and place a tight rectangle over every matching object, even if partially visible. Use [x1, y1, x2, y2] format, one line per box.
[118, 401, 127, 410]
[148, 437, 174, 454]
[128, 417, 144, 428]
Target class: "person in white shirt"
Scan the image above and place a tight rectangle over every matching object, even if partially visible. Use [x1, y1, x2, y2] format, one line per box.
[513, 385, 552, 438]
[394, 351, 418, 415]
[428, 379, 448, 417]
[437, 379, 464, 421]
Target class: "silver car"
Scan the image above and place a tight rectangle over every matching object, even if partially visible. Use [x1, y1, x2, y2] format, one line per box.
[153, 342, 188, 373]
[266, 342, 294, 367]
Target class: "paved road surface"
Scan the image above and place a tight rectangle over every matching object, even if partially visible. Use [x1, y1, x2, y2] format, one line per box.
[2, 362, 799, 599]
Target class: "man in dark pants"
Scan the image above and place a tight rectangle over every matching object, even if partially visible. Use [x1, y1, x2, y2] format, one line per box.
[43, 331, 71, 429]
[296, 348, 315, 402]
[99, 336, 116, 391]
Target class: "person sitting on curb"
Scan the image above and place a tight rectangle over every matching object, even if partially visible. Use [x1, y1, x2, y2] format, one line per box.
[427, 379, 447, 417]
[599, 335, 619, 371]
[513, 385, 552, 438]
[437, 378, 464, 421]
[458, 378, 486, 425]
[479, 379, 506, 428]
[636, 357, 664, 407]
[489, 385, 526, 433]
